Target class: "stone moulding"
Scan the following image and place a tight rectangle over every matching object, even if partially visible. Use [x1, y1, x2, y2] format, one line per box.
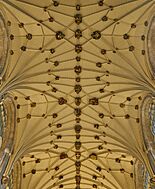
[141, 95, 155, 188]
[0, 96, 16, 189]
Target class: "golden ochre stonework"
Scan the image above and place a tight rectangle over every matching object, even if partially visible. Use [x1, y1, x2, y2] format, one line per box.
[0, 1, 155, 189]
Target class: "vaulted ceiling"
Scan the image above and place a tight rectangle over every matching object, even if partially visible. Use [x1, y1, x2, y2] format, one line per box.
[0, 0, 155, 189]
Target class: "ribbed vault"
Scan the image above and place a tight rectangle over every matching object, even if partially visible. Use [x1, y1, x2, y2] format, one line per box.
[0, 0, 155, 189]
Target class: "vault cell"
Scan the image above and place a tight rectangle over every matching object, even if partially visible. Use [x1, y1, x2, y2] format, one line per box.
[0, 9, 8, 76]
